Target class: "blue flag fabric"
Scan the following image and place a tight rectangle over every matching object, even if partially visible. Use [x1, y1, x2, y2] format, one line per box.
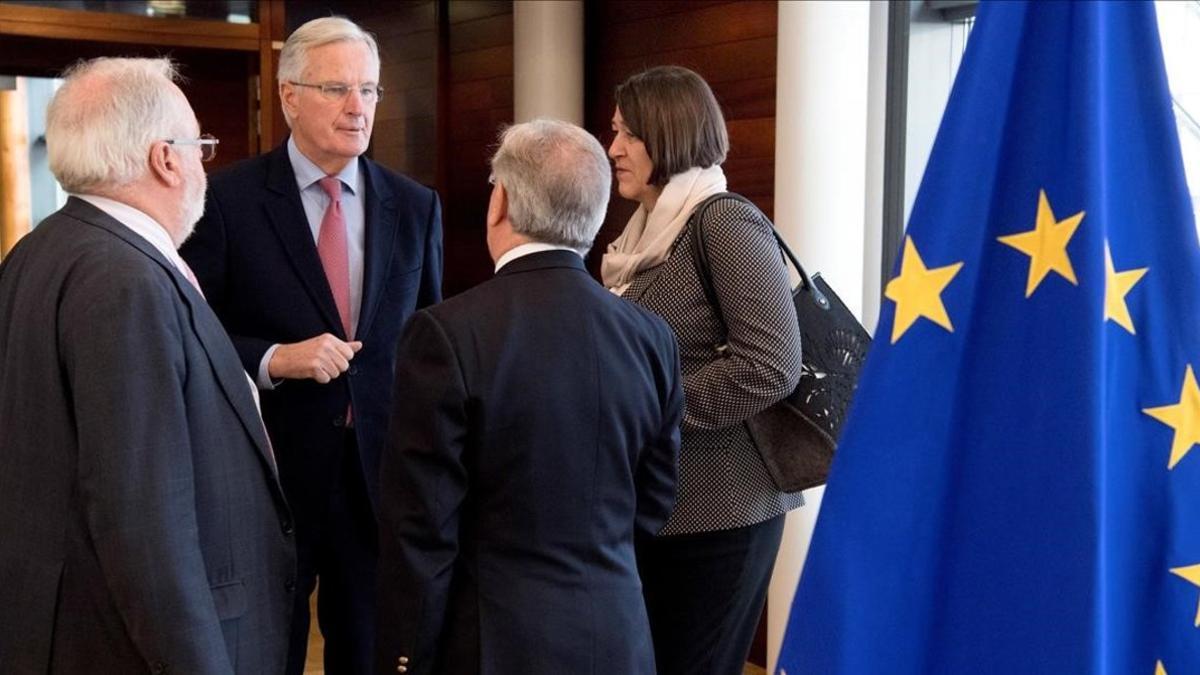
[776, 2, 1200, 673]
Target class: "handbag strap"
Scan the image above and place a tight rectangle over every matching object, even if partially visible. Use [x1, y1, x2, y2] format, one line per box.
[688, 192, 829, 335]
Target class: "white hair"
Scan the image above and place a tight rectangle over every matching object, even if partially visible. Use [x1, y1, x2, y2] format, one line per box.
[490, 119, 612, 252]
[277, 16, 380, 86]
[46, 57, 191, 194]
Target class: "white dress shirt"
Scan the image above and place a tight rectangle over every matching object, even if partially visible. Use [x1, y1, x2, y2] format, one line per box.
[76, 194, 191, 280]
[494, 242, 583, 273]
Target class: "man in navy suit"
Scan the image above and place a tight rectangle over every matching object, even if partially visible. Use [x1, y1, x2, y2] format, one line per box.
[376, 119, 682, 675]
[181, 17, 442, 675]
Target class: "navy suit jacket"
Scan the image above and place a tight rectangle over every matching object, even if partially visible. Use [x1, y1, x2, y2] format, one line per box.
[181, 143, 443, 518]
[377, 250, 682, 675]
[0, 199, 295, 674]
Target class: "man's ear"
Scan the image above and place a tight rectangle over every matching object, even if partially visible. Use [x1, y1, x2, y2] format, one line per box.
[148, 141, 183, 188]
[486, 181, 508, 229]
[279, 82, 299, 122]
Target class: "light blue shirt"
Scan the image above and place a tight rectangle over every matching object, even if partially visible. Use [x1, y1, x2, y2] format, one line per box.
[256, 139, 367, 389]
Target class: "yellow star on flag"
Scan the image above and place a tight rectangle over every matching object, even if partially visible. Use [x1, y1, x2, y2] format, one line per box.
[1170, 563, 1200, 627]
[1143, 365, 1200, 470]
[1104, 242, 1148, 334]
[998, 189, 1084, 297]
[1157, 660, 1168, 675]
[884, 236, 964, 344]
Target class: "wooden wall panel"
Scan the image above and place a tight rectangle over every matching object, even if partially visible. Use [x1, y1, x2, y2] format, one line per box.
[445, 11, 510, 51]
[585, 0, 777, 280]
[257, 0, 286, 153]
[373, 2, 439, 187]
[0, 3, 259, 51]
[595, 1, 775, 56]
[183, 49, 255, 171]
[442, 0, 513, 297]
[597, 0, 730, 24]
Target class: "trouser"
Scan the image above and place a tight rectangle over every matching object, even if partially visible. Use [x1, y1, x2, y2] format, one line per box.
[285, 430, 378, 675]
[636, 515, 786, 675]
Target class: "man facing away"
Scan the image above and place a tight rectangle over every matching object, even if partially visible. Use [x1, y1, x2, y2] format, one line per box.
[0, 57, 294, 674]
[181, 17, 443, 674]
[376, 119, 683, 675]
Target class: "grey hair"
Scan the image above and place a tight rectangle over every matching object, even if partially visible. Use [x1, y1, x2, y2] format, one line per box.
[46, 57, 191, 194]
[490, 119, 612, 252]
[277, 16, 380, 86]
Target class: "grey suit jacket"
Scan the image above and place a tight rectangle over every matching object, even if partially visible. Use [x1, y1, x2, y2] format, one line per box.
[622, 197, 805, 535]
[0, 198, 296, 674]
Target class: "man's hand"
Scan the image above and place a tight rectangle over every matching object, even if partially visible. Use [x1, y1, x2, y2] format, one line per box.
[268, 334, 363, 383]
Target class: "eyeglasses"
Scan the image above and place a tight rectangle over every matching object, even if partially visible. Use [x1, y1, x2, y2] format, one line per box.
[165, 133, 219, 162]
[288, 81, 384, 104]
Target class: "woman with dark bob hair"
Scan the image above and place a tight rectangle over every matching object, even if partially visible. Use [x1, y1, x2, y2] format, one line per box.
[601, 65, 804, 674]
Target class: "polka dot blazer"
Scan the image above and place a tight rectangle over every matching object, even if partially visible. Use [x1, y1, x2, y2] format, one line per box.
[622, 197, 805, 535]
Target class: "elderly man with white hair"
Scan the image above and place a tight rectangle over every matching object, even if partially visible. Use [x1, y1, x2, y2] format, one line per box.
[0, 57, 295, 674]
[376, 119, 683, 675]
[181, 15, 443, 674]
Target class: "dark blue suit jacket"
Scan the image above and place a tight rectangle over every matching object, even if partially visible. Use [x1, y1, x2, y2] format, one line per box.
[181, 143, 443, 519]
[0, 199, 295, 674]
[377, 250, 682, 675]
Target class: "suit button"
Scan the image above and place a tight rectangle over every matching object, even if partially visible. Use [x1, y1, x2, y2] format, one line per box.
[285, 577, 296, 593]
[281, 520, 294, 536]
[348, 366, 359, 376]
[332, 415, 345, 428]
[153, 662, 169, 674]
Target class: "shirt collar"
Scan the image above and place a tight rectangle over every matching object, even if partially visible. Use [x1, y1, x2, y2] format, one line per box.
[72, 193, 185, 269]
[287, 135, 360, 196]
[494, 242, 582, 272]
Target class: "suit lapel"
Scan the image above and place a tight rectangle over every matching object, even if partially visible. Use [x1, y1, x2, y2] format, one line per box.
[185, 291, 285, 486]
[66, 200, 284, 491]
[356, 158, 398, 340]
[263, 146, 347, 338]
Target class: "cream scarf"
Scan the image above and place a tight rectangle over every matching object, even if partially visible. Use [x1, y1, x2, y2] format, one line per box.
[601, 165, 728, 294]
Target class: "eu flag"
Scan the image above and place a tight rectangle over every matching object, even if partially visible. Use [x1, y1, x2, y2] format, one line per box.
[776, 2, 1200, 673]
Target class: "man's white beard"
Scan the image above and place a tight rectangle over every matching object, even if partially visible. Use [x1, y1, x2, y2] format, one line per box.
[174, 172, 207, 248]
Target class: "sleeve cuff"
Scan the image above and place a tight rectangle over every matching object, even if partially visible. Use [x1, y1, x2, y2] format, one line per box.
[257, 344, 282, 390]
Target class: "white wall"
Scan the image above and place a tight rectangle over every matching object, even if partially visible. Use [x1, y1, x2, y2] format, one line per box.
[767, 2, 882, 672]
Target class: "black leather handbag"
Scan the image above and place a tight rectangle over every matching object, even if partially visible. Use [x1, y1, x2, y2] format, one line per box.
[689, 193, 871, 492]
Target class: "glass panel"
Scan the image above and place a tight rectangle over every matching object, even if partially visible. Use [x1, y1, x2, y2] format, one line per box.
[1157, 0, 1200, 238]
[0, 74, 62, 257]
[0, 0, 257, 24]
[23, 76, 66, 228]
[904, 6, 973, 225]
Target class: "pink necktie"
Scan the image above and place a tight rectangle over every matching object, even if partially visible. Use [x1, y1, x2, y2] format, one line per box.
[180, 260, 205, 298]
[318, 176, 354, 340]
[318, 177, 355, 427]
